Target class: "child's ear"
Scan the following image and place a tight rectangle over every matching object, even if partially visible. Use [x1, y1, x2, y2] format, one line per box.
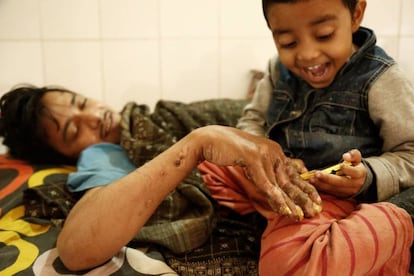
[351, 0, 367, 32]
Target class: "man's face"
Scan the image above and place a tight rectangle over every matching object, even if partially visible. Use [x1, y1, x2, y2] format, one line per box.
[41, 91, 121, 158]
[267, 0, 363, 88]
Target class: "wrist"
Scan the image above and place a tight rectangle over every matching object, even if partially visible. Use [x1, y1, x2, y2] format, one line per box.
[181, 126, 209, 163]
[187, 125, 224, 164]
[354, 159, 377, 203]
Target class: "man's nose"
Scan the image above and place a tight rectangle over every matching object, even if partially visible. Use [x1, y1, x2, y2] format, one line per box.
[74, 110, 101, 128]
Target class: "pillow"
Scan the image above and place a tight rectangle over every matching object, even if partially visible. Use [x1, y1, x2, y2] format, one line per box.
[0, 154, 76, 275]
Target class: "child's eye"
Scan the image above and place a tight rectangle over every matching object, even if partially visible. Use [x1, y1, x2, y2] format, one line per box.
[275, 33, 297, 49]
[279, 41, 297, 49]
[317, 32, 334, 41]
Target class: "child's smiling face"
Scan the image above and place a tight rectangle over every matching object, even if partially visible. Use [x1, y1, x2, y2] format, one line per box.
[267, 0, 366, 88]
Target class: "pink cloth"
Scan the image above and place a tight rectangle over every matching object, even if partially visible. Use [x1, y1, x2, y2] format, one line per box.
[198, 161, 413, 275]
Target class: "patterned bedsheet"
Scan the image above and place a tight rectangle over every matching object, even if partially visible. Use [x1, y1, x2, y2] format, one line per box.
[0, 154, 181, 275]
[0, 152, 264, 275]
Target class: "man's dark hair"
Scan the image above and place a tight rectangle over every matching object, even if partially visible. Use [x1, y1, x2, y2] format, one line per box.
[262, 0, 359, 26]
[0, 84, 76, 164]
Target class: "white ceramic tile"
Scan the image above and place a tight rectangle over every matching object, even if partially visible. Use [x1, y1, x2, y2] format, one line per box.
[399, 37, 414, 82]
[362, 0, 401, 36]
[161, 39, 219, 102]
[100, 0, 159, 39]
[160, 0, 219, 37]
[1, 0, 412, 110]
[43, 41, 103, 100]
[375, 36, 399, 61]
[401, 0, 414, 36]
[220, 0, 269, 37]
[102, 40, 161, 111]
[0, 0, 41, 39]
[220, 38, 275, 99]
[0, 42, 43, 94]
[40, 0, 100, 39]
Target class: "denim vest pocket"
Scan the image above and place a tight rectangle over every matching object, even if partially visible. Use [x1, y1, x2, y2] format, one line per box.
[308, 90, 368, 136]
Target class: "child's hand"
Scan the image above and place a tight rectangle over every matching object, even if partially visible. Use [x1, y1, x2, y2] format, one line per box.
[309, 149, 367, 198]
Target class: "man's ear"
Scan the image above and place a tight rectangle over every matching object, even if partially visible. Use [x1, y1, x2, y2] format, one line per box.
[351, 0, 367, 32]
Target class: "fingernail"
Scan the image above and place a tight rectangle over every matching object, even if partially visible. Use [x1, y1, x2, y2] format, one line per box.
[313, 203, 322, 214]
[295, 206, 304, 220]
[315, 195, 322, 204]
[281, 206, 292, 216]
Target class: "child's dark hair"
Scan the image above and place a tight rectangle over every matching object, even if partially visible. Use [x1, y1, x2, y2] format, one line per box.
[262, 0, 359, 26]
[0, 84, 76, 165]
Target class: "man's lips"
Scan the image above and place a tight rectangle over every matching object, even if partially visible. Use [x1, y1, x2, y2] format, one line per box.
[100, 110, 112, 138]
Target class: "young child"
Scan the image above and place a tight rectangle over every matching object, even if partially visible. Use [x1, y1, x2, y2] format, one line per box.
[199, 0, 414, 274]
[238, 0, 414, 203]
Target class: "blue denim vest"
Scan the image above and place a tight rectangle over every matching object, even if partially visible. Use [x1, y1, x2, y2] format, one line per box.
[266, 27, 395, 170]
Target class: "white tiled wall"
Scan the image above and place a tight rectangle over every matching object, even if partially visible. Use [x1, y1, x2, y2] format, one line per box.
[0, 0, 412, 111]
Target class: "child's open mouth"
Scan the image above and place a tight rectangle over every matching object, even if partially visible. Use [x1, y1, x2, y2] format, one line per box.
[305, 64, 327, 77]
[302, 63, 331, 86]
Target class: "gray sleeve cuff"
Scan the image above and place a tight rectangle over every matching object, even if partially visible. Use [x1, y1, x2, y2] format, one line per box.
[353, 159, 377, 202]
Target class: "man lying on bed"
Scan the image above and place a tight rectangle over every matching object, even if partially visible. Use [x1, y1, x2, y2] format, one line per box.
[0, 85, 412, 275]
[0, 84, 322, 272]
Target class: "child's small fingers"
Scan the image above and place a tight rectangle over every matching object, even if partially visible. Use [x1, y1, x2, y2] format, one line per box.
[341, 162, 365, 179]
[342, 151, 352, 161]
[343, 149, 362, 163]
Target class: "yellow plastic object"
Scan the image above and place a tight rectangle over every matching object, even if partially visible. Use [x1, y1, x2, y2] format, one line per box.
[300, 161, 352, 180]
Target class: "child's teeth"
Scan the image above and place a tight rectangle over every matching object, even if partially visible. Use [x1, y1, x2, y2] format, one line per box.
[307, 65, 320, 70]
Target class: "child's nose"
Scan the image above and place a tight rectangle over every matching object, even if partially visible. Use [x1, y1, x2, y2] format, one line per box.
[297, 43, 320, 62]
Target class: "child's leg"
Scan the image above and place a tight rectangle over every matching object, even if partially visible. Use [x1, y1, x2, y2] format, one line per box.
[198, 161, 413, 275]
[259, 198, 413, 275]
